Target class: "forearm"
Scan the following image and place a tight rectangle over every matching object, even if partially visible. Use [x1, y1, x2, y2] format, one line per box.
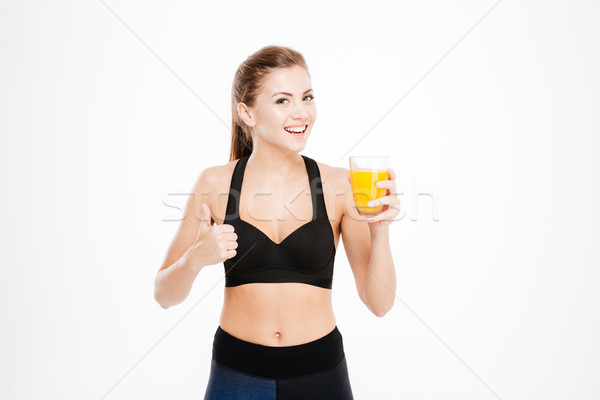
[363, 229, 396, 317]
[154, 251, 203, 309]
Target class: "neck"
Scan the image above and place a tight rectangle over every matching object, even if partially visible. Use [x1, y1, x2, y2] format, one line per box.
[247, 144, 304, 180]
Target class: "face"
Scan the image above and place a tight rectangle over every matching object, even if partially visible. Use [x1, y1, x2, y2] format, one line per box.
[238, 65, 317, 152]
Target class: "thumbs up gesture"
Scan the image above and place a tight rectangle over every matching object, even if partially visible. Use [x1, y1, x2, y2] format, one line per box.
[187, 203, 238, 269]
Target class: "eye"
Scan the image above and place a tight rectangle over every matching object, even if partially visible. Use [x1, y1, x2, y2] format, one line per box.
[275, 95, 315, 104]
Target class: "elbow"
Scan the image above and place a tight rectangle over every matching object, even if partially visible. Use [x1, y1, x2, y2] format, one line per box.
[155, 297, 167, 310]
[158, 301, 169, 310]
[372, 300, 395, 318]
[362, 295, 393, 317]
[364, 302, 390, 317]
[362, 294, 395, 317]
[154, 289, 186, 309]
[154, 291, 170, 310]
[156, 299, 170, 310]
[373, 308, 390, 318]
[154, 274, 172, 309]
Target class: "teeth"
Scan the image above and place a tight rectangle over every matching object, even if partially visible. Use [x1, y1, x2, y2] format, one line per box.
[284, 125, 306, 134]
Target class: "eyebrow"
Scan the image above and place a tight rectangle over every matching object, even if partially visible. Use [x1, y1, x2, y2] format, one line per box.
[271, 89, 314, 98]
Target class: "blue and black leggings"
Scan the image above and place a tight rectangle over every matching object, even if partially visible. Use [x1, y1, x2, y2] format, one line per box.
[203, 325, 354, 400]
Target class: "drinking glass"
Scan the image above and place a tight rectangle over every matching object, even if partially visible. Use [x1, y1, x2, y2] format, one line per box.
[349, 156, 390, 216]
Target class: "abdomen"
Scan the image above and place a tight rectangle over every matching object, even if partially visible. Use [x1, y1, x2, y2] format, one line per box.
[219, 282, 336, 346]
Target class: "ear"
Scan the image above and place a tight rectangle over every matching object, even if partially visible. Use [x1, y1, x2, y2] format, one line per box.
[237, 102, 256, 128]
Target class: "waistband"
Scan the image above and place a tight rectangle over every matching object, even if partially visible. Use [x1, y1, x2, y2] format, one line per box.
[211, 326, 345, 379]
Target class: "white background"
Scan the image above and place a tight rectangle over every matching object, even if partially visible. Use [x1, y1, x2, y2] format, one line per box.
[1, 0, 599, 399]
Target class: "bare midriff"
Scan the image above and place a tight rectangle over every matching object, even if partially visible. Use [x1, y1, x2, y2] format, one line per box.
[219, 282, 337, 346]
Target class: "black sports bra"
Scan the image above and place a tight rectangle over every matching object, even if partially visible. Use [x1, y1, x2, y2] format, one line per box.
[222, 154, 336, 289]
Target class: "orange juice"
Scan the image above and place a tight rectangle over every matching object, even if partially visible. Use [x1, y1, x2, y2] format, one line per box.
[350, 168, 388, 215]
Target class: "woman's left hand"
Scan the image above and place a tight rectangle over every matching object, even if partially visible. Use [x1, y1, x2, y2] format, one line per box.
[365, 168, 401, 232]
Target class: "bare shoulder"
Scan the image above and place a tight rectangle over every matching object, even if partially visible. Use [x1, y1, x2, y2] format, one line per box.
[187, 159, 237, 221]
[195, 158, 245, 224]
[197, 159, 236, 190]
[314, 159, 349, 192]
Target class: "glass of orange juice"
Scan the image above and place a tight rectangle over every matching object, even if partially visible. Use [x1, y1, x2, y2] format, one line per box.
[349, 156, 390, 216]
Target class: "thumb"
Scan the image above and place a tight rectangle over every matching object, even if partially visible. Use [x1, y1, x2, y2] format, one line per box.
[199, 203, 212, 227]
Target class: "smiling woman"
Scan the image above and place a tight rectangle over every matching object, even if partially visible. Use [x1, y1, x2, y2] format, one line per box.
[231, 60, 317, 160]
[154, 45, 399, 400]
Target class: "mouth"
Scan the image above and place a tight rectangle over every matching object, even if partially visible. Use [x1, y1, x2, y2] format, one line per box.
[283, 124, 308, 137]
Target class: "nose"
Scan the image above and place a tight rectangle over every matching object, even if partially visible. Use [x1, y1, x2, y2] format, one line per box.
[291, 101, 309, 120]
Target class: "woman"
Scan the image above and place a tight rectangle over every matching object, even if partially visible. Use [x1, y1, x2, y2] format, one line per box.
[154, 45, 400, 399]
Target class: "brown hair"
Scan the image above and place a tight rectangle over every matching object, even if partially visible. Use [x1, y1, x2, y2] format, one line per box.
[229, 45, 309, 162]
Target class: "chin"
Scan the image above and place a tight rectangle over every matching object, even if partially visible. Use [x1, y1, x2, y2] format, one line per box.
[285, 142, 307, 153]
[277, 131, 310, 152]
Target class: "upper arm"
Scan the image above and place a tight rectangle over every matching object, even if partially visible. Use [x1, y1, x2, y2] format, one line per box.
[157, 168, 216, 272]
[338, 167, 372, 303]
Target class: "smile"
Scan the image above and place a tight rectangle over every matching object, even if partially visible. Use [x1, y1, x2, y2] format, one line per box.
[283, 125, 307, 135]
